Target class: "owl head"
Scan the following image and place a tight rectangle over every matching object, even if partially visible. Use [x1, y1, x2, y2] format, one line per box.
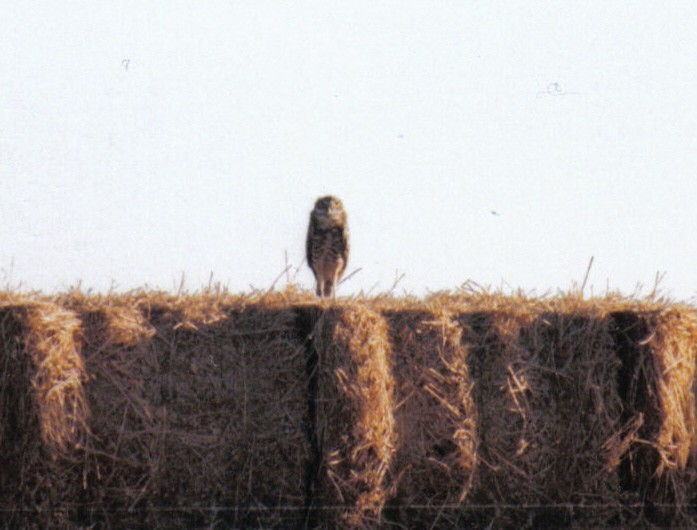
[312, 195, 346, 228]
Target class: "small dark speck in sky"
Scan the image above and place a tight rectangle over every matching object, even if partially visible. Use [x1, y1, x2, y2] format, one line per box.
[122, 59, 130, 71]
[491, 211, 500, 216]
[536, 82, 578, 98]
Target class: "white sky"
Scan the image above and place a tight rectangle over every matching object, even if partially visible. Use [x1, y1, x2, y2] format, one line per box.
[2, 2, 697, 299]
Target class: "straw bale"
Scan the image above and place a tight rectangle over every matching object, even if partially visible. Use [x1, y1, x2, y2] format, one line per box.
[309, 305, 396, 528]
[76, 297, 309, 528]
[462, 307, 626, 528]
[649, 309, 697, 480]
[0, 303, 88, 528]
[610, 308, 697, 526]
[382, 307, 477, 528]
[73, 300, 170, 526]
[1, 287, 697, 528]
[21, 303, 88, 455]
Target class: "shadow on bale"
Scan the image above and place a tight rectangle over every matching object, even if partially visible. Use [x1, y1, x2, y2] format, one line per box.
[610, 310, 697, 528]
[0, 308, 38, 526]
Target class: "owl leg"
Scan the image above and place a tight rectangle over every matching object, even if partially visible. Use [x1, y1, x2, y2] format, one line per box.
[322, 280, 333, 298]
[316, 280, 323, 297]
[330, 271, 339, 300]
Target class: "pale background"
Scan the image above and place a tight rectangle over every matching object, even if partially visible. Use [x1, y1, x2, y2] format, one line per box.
[1, 2, 696, 300]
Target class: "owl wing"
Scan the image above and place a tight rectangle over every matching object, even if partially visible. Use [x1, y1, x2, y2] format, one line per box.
[306, 214, 316, 275]
[338, 223, 349, 277]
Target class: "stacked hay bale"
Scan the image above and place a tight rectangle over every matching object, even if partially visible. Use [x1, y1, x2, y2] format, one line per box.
[0, 289, 695, 528]
[374, 297, 629, 528]
[0, 301, 87, 528]
[382, 306, 477, 528]
[464, 304, 625, 528]
[25, 292, 309, 528]
[303, 305, 396, 529]
[610, 306, 697, 527]
[648, 309, 697, 511]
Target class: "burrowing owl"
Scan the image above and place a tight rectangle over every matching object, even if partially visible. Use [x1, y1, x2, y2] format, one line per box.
[306, 195, 349, 298]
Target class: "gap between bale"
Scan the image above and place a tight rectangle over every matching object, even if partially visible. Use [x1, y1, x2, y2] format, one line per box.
[294, 308, 323, 530]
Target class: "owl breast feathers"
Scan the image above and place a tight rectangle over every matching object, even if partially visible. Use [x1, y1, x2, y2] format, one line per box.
[306, 196, 349, 298]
